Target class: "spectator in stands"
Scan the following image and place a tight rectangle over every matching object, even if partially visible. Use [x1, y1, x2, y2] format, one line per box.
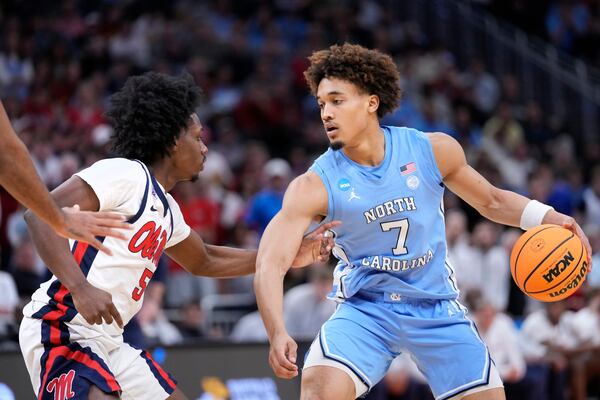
[202, 151, 245, 237]
[0, 31, 34, 100]
[500, 74, 525, 120]
[568, 289, 600, 400]
[29, 142, 61, 187]
[284, 262, 335, 340]
[137, 296, 182, 347]
[583, 164, 600, 227]
[165, 180, 219, 308]
[174, 300, 205, 340]
[245, 158, 291, 235]
[521, 300, 576, 400]
[0, 270, 18, 340]
[10, 238, 45, 299]
[454, 220, 510, 311]
[208, 118, 246, 171]
[522, 100, 554, 147]
[461, 59, 500, 117]
[483, 102, 525, 152]
[470, 291, 545, 399]
[238, 141, 270, 199]
[230, 311, 268, 343]
[585, 224, 600, 289]
[412, 97, 453, 135]
[451, 105, 482, 155]
[445, 208, 476, 304]
[480, 133, 532, 193]
[502, 229, 528, 317]
[6, 206, 28, 249]
[546, 0, 590, 51]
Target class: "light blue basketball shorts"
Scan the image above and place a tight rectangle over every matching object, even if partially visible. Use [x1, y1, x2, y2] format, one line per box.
[303, 292, 501, 399]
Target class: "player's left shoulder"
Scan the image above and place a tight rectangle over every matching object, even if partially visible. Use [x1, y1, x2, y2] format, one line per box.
[425, 132, 466, 178]
[425, 131, 459, 148]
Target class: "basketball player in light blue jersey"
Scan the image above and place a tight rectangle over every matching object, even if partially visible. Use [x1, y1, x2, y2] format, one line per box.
[254, 44, 592, 400]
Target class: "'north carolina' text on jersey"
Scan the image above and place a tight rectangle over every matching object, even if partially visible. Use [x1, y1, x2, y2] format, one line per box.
[310, 126, 458, 301]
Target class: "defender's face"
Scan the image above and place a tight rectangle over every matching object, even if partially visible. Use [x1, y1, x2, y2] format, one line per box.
[316, 78, 376, 150]
[174, 113, 208, 181]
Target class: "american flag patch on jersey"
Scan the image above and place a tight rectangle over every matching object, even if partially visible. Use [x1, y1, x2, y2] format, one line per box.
[400, 162, 416, 175]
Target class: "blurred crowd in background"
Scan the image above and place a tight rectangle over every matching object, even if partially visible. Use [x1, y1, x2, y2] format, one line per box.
[484, 0, 600, 67]
[0, 0, 600, 399]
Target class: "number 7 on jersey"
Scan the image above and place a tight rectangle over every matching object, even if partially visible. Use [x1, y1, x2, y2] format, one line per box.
[380, 218, 410, 256]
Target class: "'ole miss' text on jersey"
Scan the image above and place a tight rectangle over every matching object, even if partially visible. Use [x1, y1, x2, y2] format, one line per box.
[24, 158, 190, 339]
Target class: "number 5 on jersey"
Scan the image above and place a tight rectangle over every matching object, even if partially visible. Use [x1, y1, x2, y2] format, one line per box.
[380, 218, 410, 256]
[132, 268, 154, 301]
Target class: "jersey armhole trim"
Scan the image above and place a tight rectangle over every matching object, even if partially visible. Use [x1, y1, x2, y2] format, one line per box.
[309, 164, 335, 222]
[418, 130, 445, 193]
[129, 161, 151, 224]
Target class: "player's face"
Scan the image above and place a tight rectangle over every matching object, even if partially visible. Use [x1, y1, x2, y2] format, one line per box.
[173, 113, 208, 182]
[316, 78, 378, 151]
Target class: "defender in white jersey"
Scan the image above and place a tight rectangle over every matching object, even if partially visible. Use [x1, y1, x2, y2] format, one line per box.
[19, 72, 336, 400]
[254, 44, 592, 400]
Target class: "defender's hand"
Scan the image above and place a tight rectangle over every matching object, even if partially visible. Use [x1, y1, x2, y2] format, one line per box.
[291, 221, 341, 268]
[269, 331, 299, 379]
[71, 281, 124, 329]
[57, 205, 131, 256]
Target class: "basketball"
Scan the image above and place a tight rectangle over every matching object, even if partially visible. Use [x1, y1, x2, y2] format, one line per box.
[510, 224, 589, 302]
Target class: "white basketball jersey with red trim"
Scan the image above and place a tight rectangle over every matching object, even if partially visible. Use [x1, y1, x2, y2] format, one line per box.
[23, 158, 191, 339]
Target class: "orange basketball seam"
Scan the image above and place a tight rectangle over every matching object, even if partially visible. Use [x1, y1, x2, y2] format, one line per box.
[526, 238, 583, 294]
[512, 225, 556, 287]
[521, 231, 574, 291]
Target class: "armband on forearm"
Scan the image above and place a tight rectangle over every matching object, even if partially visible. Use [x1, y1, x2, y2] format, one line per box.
[520, 200, 554, 230]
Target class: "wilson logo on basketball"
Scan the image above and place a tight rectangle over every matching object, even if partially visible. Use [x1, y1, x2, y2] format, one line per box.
[549, 262, 588, 298]
[46, 369, 75, 400]
[542, 251, 575, 283]
[128, 221, 167, 266]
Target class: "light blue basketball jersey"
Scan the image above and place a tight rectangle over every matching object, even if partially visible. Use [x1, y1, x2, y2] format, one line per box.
[310, 126, 459, 301]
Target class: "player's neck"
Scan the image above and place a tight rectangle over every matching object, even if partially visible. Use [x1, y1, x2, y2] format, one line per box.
[147, 160, 177, 192]
[341, 125, 385, 167]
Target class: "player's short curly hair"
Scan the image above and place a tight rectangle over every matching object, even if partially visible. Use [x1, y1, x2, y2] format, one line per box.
[107, 72, 202, 164]
[304, 43, 401, 118]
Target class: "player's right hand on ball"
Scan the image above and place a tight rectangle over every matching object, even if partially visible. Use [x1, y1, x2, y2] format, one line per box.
[269, 331, 299, 379]
[71, 281, 124, 329]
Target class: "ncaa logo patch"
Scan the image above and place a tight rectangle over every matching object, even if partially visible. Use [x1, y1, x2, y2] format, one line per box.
[406, 175, 419, 190]
[338, 178, 351, 191]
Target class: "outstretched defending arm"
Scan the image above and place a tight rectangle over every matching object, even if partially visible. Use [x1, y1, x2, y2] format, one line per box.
[429, 132, 592, 266]
[165, 172, 336, 278]
[166, 220, 335, 279]
[0, 101, 129, 254]
[254, 171, 331, 379]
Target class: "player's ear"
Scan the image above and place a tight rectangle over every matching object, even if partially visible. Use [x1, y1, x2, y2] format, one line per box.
[171, 130, 185, 153]
[367, 95, 379, 114]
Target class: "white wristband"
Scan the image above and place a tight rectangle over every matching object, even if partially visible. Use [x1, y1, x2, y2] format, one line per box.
[520, 200, 553, 230]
